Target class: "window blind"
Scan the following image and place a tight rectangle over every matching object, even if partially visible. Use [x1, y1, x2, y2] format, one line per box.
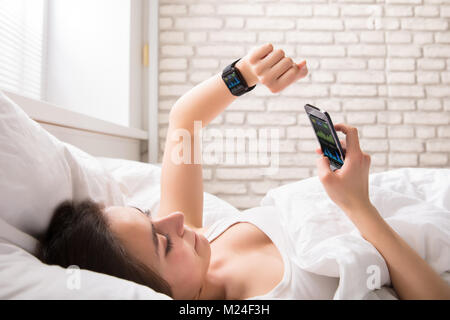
[0, 0, 46, 100]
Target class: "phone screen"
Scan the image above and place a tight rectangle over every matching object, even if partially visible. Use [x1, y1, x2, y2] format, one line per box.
[309, 114, 344, 166]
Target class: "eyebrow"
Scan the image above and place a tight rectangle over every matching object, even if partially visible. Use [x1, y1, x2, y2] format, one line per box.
[132, 206, 150, 216]
[130, 206, 160, 258]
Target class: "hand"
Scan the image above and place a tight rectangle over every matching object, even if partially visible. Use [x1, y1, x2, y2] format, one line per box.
[315, 124, 372, 214]
[236, 43, 308, 93]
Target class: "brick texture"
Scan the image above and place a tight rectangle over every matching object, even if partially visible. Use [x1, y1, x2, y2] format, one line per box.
[158, 0, 450, 210]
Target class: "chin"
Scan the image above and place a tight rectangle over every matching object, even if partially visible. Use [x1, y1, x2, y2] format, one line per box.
[192, 235, 209, 271]
[198, 234, 211, 257]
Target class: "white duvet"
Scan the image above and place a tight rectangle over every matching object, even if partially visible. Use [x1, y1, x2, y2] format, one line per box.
[261, 167, 450, 299]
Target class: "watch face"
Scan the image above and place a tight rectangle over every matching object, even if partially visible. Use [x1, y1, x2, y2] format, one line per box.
[224, 71, 246, 95]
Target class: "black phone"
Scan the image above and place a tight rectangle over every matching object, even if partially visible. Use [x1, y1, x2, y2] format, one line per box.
[304, 104, 345, 171]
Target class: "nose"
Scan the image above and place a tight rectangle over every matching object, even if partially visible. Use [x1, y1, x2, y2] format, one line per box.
[154, 211, 185, 237]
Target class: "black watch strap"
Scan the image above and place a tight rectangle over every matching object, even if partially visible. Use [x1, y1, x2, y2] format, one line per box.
[222, 58, 256, 96]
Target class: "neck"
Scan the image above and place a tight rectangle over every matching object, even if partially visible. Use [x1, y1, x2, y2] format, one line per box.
[196, 252, 241, 300]
[196, 271, 227, 300]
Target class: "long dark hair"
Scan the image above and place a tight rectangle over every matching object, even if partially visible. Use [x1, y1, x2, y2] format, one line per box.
[37, 199, 172, 297]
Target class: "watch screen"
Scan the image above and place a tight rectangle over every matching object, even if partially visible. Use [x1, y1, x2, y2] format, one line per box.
[309, 114, 343, 165]
[224, 72, 243, 90]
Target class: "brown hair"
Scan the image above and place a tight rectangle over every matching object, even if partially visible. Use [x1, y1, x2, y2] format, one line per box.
[37, 199, 172, 297]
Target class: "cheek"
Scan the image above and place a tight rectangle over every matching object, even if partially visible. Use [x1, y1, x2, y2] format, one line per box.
[166, 244, 205, 284]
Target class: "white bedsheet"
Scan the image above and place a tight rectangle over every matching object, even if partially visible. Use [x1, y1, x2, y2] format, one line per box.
[261, 168, 450, 299]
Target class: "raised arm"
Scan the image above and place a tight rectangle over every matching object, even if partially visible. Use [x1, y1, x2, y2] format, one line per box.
[157, 43, 308, 228]
[316, 124, 450, 300]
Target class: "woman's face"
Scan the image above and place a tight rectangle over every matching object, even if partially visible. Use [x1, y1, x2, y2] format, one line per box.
[104, 206, 211, 299]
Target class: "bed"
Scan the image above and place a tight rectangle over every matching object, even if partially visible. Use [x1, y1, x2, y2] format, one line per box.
[0, 90, 449, 300]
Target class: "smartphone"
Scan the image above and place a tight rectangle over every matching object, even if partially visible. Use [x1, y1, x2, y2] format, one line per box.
[304, 104, 345, 171]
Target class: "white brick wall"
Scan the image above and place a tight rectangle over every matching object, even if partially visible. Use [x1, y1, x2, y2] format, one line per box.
[158, 0, 450, 210]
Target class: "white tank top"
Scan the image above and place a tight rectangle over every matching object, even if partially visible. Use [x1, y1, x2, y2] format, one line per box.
[203, 206, 339, 299]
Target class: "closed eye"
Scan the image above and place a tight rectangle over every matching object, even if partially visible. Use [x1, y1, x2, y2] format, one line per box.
[164, 233, 173, 256]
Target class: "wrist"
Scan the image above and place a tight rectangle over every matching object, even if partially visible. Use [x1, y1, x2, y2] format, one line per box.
[235, 58, 258, 87]
[344, 203, 392, 242]
[343, 201, 376, 223]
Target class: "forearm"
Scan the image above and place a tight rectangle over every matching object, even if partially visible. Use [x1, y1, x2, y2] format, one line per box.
[169, 74, 235, 132]
[347, 204, 450, 300]
[169, 61, 254, 132]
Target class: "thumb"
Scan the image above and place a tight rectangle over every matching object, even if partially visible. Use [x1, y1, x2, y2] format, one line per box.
[296, 60, 308, 78]
[297, 60, 307, 69]
[316, 155, 333, 182]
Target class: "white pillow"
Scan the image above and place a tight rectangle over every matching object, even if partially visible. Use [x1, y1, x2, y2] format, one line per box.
[0, 91, 125, 247]
[0, 91, 165, 299]
[0, 240, 170, 300]
[0, 92, 72, 240]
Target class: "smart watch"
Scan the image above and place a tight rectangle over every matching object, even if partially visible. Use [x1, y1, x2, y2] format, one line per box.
[222, 58, 256, 96]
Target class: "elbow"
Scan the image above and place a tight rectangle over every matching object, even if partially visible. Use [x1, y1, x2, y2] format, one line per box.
[169, 101, 204, 135]
[168, 104, 196, 135]
[168, 103, 184, 128]
[168, 102, 181, 124]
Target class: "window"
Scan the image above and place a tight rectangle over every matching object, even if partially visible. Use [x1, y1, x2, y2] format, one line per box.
[0, 0, 143, 128]
[0, 0, 46, 100]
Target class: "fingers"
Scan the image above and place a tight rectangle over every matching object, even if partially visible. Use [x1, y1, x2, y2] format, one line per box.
[315, 140, 345, 155]
[249, 43, 274, 64]
[272, 63, 308, 92]
[316, 155, 333, 183]
[266, 61, 308, 92]
[340, 139, 346, 150]
[249, 43, 308, 93]
[256, 49, 285, 73]
[260, 57, 295, 85]
[334, 123, 361, 154]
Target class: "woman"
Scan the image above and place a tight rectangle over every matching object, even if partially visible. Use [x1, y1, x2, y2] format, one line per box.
[38, 44, 450, 300]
